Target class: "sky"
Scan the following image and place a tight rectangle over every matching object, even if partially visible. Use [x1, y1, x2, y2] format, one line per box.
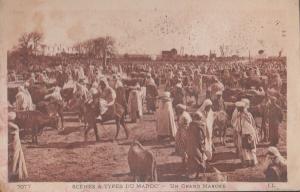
[2, 0, 290, 56]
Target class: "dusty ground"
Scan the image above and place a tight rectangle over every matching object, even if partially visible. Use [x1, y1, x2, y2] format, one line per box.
[11, 88, 287, 182]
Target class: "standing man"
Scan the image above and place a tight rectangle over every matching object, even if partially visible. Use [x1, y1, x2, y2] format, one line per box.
[145, 73, 156, 86]
[77, 66, 86, 80]
[145, 74, 158, 114]
[231, 100, 258, 167]
[112, 74, 123, 90]
[212, 91, 225, 112]
[171, 82, 185, 108]
[271, 73, 282, 92]
[175, 104, 192, 166]
[198, 99, 214, 161]
[127, 83, 143, 123]
[185, 111, 207, 178]
[267, 97, 283, 146]
[156, 92, 177, 141]
[209, 76, 225, 101]
[193, 70, 203, 105]
[8, 112, 28, 181]
[114, 78, 128, 119]
[23, 82, 34, 110]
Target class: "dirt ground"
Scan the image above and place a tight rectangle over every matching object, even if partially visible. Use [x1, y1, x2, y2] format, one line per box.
[11, 89, 287, 182]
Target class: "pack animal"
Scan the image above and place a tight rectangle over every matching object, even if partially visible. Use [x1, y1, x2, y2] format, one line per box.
[128, 140, 158, 182]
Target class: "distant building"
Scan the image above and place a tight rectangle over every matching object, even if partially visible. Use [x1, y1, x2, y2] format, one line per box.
[161, 48, 178, 60]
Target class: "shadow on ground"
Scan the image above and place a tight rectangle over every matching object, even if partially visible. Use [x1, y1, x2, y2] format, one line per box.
[26, 139, 113, 149]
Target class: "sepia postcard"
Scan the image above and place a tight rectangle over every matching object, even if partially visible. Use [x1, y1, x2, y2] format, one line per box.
[0, 0, 300, 191]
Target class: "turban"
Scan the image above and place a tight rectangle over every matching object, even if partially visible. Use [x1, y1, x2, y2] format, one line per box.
[175, 83, 182, 88]
[235, 101, 245, 108]
[267, 146, 281, 157]
[203, 99, 212, 106]
[241, 98, 250, 108]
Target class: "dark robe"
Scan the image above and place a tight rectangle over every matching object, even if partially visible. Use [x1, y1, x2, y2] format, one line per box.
[186, 121, 206, 174]
[212, 97, 225, 112]
[146, 84, 158, 112]
[171, 86, 185, 108]
[268, 104, 283, 146]
[115, 86, 127, 115]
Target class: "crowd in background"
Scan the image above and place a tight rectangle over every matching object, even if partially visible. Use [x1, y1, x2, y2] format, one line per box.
[7, 57, 287, 181]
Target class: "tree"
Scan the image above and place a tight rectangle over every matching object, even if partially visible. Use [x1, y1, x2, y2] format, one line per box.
[15, 31, 44, 67]
[18, 32, 43, 53]
[73, 36, 117, 67]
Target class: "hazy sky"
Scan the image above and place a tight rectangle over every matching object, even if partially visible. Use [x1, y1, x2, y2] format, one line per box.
[3, 0, 290, 56]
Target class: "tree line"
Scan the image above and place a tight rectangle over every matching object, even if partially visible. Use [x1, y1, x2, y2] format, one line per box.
[9, 31, 117, 68]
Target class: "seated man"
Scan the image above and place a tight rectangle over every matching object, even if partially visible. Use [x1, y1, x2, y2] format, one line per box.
[96, 78, 117, 121]
[264, 146, 287, 181]
[63, 75, 77, 92]
[44, 86, 63, 102]
[38, 71, 49, 84]
[86, 82, 99, 104]
[16, 85, 31, 111]
[75, 79, 89, 102]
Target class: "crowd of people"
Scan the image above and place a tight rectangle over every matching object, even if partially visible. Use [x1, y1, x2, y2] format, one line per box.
[8, 58, 287, 181]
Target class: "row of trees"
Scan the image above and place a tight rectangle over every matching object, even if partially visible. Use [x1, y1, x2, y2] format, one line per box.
[9, 31, 116, 68]
[72, 36, 116, 67]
